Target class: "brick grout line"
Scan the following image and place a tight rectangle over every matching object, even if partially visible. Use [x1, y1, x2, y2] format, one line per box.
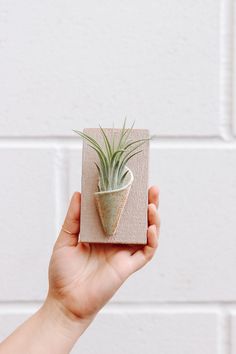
[0, 135, 235, 142]
[0, 138, 236, 149]
[0, 301, 236, 314]
[219, 0, 234, 140]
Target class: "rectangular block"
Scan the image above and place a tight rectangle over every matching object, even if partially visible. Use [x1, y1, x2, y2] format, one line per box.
[80, 128, 149, 244]
[0, 149, 56, 300]
[0, 0, 220, 136]
[0, 310, 219, 354]
[69, 147, 236, 301]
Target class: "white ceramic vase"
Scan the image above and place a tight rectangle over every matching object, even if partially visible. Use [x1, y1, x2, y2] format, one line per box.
[94, 167, 134, 236]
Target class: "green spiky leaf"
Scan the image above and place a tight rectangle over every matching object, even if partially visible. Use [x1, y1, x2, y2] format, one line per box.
[73, 120, 149, 191]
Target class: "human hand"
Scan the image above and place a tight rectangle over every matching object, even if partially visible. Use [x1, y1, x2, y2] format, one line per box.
[0, 187, 160, 354]
[45, 186, 160, 326]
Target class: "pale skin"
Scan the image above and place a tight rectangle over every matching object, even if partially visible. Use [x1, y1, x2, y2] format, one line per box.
[0, 186, 160, 354]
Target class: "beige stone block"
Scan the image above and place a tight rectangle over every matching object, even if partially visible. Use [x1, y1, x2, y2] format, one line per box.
[79, 128, 149, 244]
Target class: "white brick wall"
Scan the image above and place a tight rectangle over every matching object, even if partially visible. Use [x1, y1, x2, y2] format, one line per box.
[0, 306, 220, 354]
[0, 148, 55, 300]
[0, 1, 235, 353]
[0, 0, 220, 137]
[231, 311, 236, 354]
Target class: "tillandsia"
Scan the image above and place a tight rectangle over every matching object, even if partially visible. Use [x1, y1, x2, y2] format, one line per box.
[73, 119, 149, 192]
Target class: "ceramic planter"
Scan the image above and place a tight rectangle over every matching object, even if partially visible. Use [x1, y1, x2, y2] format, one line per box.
[94, 167, 134, 236]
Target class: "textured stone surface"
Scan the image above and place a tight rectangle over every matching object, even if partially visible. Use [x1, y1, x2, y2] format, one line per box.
[0, 0, 220, 136]
[80, 128, 149, 244]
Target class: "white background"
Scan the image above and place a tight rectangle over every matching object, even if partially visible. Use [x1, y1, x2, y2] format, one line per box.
[0, 1, 236, 353]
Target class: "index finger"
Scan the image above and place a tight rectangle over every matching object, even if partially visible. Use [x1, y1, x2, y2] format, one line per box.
[148, 186, 159, 208]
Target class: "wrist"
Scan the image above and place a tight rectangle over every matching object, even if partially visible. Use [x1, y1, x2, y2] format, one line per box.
[0, 295, 94, 354]
[38, 295, 93, 348]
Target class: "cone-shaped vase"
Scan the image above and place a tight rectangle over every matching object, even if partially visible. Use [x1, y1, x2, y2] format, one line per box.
[94, 168, 134, 236]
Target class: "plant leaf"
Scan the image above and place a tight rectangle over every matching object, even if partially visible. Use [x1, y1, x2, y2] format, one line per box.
[116, 117, 127, 151]
[73, 130, 107, 161]
[111, 122, 115, 154]
[99, 124, 112, 159]
[88, 144, 109, 181]
[117, 149, 143, 181]
[119, 169, 129, 186]
[121, 120, 135, 147]
[94, 162, 103, 191]
[123, 137, 150, 151]
[116, 140, 146, 178]
[73, 120, 148, 191]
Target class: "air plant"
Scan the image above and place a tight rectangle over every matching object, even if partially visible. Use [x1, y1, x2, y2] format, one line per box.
[73, 119, 149, 192]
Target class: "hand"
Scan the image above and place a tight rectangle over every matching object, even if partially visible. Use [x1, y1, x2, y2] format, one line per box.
[46, 186, 160, 324]
[0, 186, 160, 354]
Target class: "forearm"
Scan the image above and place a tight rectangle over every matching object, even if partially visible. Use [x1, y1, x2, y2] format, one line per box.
[0, 296, 93, 354]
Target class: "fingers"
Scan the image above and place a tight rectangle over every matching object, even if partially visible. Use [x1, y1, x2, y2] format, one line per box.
[129, 186, 160, 272]
[148, 185, 159, 208]
[148, 185, 160, 231]
[148, 203, 158, 227]
[148, 203, 161, 231]
[54, 192, 81, 250]
[129, 224, 159, 272]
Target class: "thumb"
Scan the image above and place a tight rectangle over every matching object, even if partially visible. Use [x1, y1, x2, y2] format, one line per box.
[54, 192, 81, 249]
